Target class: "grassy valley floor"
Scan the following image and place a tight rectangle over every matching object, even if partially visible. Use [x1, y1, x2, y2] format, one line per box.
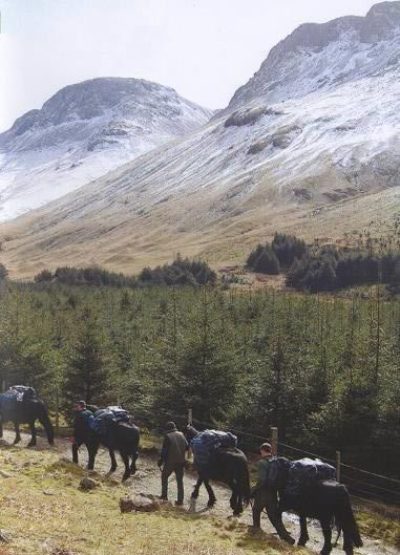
[0, 438, 301, 555]
[0, 432, 398, 555]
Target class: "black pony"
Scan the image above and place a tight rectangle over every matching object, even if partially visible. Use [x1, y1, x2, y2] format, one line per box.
[0, 389, 54, 446]
[72, 405, 140, 481]
[186, 425, 250, 516]
[261, 457, 362, 555]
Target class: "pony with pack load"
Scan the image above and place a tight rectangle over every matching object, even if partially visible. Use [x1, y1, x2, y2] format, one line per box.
[0, 385, 54, 447]
[72, 402, 140, 481]
[185, 425, 251, 516]
[260, 456, 362, 555]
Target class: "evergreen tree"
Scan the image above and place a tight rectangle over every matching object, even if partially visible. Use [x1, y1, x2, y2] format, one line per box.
[247, 245, 280, 274]
[154, 337, 237, 423]
[246, 244, 265, 269]
[34, 269, 53, 283]
[271, 233, 308, 268]
[63, 309, 108, 405]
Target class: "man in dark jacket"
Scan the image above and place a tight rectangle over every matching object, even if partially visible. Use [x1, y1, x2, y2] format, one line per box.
[252, 442, 277, 529]
[158, 421, 188, 505]
[251, 442, 294, 544]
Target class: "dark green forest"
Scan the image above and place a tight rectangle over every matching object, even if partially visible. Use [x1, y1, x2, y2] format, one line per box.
[247, 232, 400, 293]
[0, 279, 399, 480]
[34, 257, 216, 288]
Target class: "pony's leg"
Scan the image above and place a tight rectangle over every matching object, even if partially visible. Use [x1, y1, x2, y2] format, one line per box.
[229, 481, 242, 516]
[236, 492, 243, 514]
[130, 450, 138, 475]
[0, 416, 3, 438]
[87, 443, 98, 471]
[108, 449, 117, 473]
[228, 481, 237, 514]
[236, 481, 243, 515]
[342, 525, 355, 555]
[191, 477, 202, 500]
[72, 442, 80, 464]
[188, 476, 202, 512]
[320, 517, 332, 555]
[27, 420, 37, 447]
[264, 490, 295, 544]
[204, 479, 216, 508]
[343, 536, 354, 555]
[228, 480, 236, 513]
[252, 504, 262, 527]
[120, 452, 131, 481]
[298, 514, 310, 546]
[13, 422, 21, 444]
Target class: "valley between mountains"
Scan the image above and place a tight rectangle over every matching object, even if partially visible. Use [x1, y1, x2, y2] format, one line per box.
[1, 1, 400, 277]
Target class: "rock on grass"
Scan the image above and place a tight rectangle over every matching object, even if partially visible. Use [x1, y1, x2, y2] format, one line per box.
[119, 494, 161, 513]
[79, 477, 98, 491]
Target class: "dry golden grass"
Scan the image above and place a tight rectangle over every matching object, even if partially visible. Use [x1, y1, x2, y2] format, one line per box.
[357, 502, 400, 549]
[0, 447, 303, 555]
[1, 181, 398, 279]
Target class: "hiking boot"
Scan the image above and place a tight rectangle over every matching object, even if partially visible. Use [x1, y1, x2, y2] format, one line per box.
[175, 501, 184, 506]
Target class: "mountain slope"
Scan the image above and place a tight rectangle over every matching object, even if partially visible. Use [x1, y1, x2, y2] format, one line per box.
[0, 77, 213, 221]
[228, 1, 400, 109]
[1, 2, 400, 277]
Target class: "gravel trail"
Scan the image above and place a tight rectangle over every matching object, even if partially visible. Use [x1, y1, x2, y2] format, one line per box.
[2, 430, 398, 555]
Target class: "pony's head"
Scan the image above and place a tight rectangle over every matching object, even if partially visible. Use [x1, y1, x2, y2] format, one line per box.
[185, 425, 199, 442]
[266, 457, 291, 492]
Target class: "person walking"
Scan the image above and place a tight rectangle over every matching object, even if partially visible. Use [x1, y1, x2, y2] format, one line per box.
[158, 421, 188, 505]
[251, 442, 294, 543]
[252, 442, 274, 528]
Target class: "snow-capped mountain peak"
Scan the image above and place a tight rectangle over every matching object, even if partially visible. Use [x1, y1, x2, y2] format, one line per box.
[2, 2, 400, 277]
[0, 77, 213, 221]
[228, 0, 400, 109]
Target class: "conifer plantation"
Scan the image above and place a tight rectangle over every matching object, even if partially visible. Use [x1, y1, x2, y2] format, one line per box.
[0, 280, 399, 480]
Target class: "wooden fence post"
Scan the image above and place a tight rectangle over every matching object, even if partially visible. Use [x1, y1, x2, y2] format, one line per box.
[55, 386, 60, 435]
[271, 427, 278, 456]
[187, 408, 193, 461]
[336, 450, 341, 482]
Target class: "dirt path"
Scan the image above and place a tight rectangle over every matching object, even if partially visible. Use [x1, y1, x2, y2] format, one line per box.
[2, 431, 399, 555]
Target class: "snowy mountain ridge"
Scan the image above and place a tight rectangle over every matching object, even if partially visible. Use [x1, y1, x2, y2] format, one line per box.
[0, 77, 213, 221]
[26, 1, 400, 221]
[229, 0, 400, 109]
[2, 1, 400, 277]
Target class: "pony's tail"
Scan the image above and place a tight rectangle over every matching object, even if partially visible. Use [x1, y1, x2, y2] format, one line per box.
[39, 403, 54, 445]
[335, 486, 363, 548]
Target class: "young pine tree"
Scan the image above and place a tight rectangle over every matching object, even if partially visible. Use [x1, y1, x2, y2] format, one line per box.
[63, 309, 108, 406]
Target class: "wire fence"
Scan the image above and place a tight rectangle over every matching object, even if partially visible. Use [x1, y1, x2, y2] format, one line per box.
[36, 404, 400, 509]
[184, 412, 400, 508]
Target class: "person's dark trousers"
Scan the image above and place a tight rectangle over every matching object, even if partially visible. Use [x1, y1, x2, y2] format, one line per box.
[252, 488, 269, 527]
[161, 463, 185, 504]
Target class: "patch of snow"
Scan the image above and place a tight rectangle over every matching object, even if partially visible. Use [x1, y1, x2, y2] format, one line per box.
[44, 60, 400, 224]
[0, 77, 213, 221]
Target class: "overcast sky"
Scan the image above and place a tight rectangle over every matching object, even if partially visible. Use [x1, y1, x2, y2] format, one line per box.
[0, 0, 378, 131]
